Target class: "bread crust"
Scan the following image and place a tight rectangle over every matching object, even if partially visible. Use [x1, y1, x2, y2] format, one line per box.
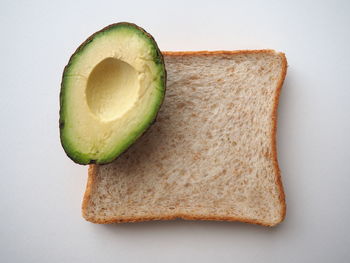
[82, 50, 287, 227]
[81, 164, 97, 219]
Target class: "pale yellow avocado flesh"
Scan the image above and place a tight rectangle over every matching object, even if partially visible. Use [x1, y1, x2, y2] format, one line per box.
[60, 24, 165, 164]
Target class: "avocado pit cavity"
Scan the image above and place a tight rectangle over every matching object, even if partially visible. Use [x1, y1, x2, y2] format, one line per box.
[86, 58, 139, 122]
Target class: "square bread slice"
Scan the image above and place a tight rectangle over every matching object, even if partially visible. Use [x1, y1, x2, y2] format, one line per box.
[82, 50, 287, 226]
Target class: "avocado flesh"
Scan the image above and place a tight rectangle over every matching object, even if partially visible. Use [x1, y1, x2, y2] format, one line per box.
[60, 23, 166, 164]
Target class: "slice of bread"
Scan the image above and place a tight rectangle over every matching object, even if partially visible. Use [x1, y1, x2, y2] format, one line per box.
[82, 50, 287, 226]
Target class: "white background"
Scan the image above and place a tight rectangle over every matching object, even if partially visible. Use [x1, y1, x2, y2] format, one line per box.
[1, 0, 350, 262]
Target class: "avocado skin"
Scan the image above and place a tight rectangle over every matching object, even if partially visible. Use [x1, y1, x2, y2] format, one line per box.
[59, 22, 166, 165]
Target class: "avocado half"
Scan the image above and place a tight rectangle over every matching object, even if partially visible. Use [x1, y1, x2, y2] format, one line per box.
[60, 23, 166, 165]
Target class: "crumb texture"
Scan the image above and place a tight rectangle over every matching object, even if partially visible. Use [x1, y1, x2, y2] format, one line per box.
[83, 51, 286, 226]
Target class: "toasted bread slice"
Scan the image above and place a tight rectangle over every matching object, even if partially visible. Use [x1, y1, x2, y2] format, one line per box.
[82, 50, 287, 226]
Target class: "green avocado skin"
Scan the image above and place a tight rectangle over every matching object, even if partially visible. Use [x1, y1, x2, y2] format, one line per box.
[59, 23, 166, 165]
